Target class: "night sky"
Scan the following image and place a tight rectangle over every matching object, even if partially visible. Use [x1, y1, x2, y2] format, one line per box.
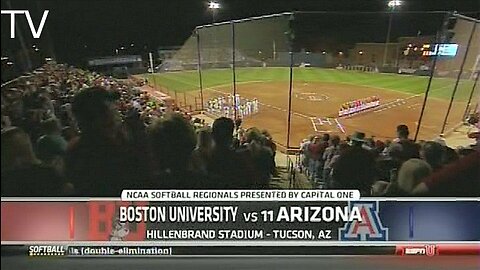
[1, 0, 479, 65]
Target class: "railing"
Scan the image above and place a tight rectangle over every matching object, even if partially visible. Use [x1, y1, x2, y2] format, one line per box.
[1, 74, 31, 89]
[285, 148, 301, 189]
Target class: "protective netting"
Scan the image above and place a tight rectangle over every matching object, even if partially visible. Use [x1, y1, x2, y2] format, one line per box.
[416, 16, 480, 139]
[151, 11, 479, 148]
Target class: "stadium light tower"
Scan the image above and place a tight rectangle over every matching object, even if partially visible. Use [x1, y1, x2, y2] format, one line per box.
[383, 0, 402, 66]
[387, 0, 402, 8]
[208, 1, 221, 23]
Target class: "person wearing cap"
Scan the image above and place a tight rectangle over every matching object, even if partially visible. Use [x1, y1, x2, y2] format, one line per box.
[66, 87, 146, 196]
[349, 131, 373, 151]
[350, 131, 364, 145]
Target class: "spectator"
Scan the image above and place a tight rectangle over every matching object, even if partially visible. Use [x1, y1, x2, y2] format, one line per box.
[350, 131, 366, 148]
[389, 158, 432, 196]
[299, 135, 314, 173]
[261, 129, 277, 157]
[371, 180, 390, 196]
[66, 87, 144, 196]
[307, 136, 324, 181]
[244, 127, 274, 187]
[322, 135, 341, 184]
[36, 118, 67, 160]
[62, 126, 78, 142]
[36, 117, 68, 175]
[1, 127, 67, 196]
[443, 146, 459, 164]
[332, 142, 376, 196]
[413, 151, 480, 197]
[233, 118, 244, 149]
[394, 124, 410, 143]
[208, 117, 253, 188]
[191, 127, 213, 175]
[420, 141, 444, 171]
[374, 140, 386, 154]
[328, 141, 350, 170]
[466, 112, 479, 149]
[364, 137, 376, 152]
[388, 124, 420, 162]
[1, 114, 11, 130]
[148, 113, 206, 188]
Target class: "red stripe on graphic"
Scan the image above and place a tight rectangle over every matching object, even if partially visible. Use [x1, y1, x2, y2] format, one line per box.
[69, 206, 74, 240]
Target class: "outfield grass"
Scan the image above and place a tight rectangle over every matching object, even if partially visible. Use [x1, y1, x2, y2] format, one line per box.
[144, 67, 475, 101]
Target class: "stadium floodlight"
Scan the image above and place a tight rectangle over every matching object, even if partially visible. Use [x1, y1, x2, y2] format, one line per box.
[208, 1, 220, 9]
[383, 0, 402, 66]
[208, 1, 221, 23]
[387, 0, 402, 9]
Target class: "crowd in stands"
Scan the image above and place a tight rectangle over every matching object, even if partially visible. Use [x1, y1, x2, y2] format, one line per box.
[1, 64, 276, 196]
[1, 63, 478, 197]
[299, 121, 480, 197]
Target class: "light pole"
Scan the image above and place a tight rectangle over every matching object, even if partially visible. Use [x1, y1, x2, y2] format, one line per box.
[207, 1, 221, 70]
[208, 1, 220, 23]
[383, 0, 402, 67]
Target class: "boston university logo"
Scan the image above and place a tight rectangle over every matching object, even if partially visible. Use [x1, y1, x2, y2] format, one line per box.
[339, 201, 389, 241]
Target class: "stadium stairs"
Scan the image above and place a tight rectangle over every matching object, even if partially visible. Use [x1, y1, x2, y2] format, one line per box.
[270, 152, 311, 189]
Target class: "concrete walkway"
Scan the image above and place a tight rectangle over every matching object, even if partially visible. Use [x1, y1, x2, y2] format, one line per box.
[444, 124, 478, 148]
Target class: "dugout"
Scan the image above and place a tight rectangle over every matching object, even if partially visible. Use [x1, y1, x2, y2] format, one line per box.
[88, 55, 145, 78]
[148, 11, 479, 150]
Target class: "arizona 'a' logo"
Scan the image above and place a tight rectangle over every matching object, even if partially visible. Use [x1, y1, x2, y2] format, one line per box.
[339, 201, 388, 241]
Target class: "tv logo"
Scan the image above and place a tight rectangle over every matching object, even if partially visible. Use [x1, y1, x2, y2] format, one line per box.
[1, 10, 49, 38]
[404, 245, 436, 256]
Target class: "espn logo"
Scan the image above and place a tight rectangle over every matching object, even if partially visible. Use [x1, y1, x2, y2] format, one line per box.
[403, 245, 436, 256]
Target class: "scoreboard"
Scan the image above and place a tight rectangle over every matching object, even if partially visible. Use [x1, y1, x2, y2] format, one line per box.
[1, 190, 479, 257]
[422, 44, 459, 57]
